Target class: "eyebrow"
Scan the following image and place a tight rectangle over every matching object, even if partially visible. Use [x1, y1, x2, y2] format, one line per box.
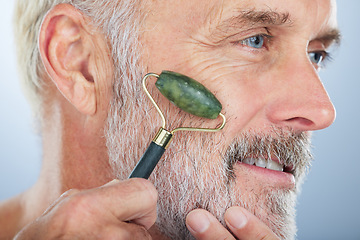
[314, 28, 342, 47]
[228, 9, 291, 26]
[211, 9, 292, 39]
[210, 9, 341, 47]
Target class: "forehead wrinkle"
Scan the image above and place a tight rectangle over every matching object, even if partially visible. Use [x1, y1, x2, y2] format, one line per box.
[311, 1, 341, 47]
[209, 8, 292, 42]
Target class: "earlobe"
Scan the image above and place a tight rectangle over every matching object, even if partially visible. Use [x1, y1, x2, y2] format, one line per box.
[39, 4, 96, 115]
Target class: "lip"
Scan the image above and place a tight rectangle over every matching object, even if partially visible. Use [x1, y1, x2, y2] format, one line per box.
[234, 161, 296, 189]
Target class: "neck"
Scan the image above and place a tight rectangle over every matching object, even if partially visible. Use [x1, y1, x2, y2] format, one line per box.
[7, 98, 172, 239]
[20, 99, 113, 225]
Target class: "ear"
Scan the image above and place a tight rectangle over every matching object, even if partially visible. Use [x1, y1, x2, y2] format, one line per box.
[39, 4, 106, 115]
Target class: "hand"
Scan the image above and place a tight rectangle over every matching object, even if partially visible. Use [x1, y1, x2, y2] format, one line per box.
[186, 206, 280, 240]
[14, 178, 158, 239]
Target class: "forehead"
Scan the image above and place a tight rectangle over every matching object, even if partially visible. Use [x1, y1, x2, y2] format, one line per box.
[146, 0, 337, 37]
[214, 0, 337, 19]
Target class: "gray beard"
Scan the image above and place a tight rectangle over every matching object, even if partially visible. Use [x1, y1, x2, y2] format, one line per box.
[151, 129, 311, 240]
[105, 64, 312, 240]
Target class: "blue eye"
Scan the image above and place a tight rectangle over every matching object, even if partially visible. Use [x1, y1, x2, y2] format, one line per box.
[308, 51, 326, 65]
[241, 35, 265, 49]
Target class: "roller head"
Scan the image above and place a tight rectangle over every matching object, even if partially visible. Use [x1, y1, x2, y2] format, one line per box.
[155, 71, 222, 119]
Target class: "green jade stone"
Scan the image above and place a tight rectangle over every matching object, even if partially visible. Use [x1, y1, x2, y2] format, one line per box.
[155, 71, 222, 119]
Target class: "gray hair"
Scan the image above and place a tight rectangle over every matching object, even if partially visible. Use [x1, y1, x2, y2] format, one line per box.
[14, 0, 144, 120]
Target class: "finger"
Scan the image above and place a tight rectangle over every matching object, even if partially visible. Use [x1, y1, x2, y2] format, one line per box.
[99, 222, 152, 240]
[43, 188, 80, 215]
[102, 178, 158, 229]
[224, 206, 279, 240]
[84, 178, 158, 229]
[186, 209, 236, 240]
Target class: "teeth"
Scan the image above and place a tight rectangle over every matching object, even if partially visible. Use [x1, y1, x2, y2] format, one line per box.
[255, 158, 267, 168]
[243, 158, 255, 165]
[266, 160, 284, 172]
[242, 158, 284, 172]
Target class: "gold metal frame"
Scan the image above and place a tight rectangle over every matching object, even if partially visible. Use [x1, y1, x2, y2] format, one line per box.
[142, 73, 226, 135]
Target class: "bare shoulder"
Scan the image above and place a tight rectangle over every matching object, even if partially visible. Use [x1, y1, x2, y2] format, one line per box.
[0, 196, 24, 240]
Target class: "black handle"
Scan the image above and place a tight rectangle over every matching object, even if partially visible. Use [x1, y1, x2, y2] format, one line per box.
[128, 142, 166, 179]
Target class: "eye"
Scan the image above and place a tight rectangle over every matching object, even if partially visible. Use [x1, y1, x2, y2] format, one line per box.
[308, 51, 328, 65]
[240, 35, 266, 49]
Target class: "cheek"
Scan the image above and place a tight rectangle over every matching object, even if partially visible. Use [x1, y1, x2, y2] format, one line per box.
[216, 74, 268, 139]
[183, 59, 270, 138]
[143, 35, 275, 137]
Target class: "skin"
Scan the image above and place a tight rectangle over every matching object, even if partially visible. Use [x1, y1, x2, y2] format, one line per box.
[0, 0, 339, 239]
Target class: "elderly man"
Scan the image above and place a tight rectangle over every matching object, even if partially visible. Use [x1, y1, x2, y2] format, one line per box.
[0, 0, 340, 239]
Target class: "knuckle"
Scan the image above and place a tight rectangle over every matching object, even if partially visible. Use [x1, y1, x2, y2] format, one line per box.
[137, 225, 152, 239]
[212, 234, 235, 240]
[59, 188, 81, 200]
[124, 178, 158, 203]
[105, 226, 151, 240]
[55, 191, 93, 225]
[256, 232, 278, 240]
[65, 193, 86, 210]
[102, 228, 131, 240]
[130, 225, 152, 240]
[223, 236, 236, 240]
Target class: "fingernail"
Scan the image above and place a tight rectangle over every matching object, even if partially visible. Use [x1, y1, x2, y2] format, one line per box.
[187, 211, 210, 233]
[225, 207, 248, 229]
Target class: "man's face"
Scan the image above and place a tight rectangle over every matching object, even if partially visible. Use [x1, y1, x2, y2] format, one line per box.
[142, 0, 338, 137]
[106, 0, 338, 239]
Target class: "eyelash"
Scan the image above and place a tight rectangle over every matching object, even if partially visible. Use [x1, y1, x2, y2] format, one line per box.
[237, 34, 273, 50]
[308, 51, 333, 69]
[233, 33, 333, 69]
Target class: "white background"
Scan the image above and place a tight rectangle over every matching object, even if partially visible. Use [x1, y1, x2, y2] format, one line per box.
[0, 1, 359, 239]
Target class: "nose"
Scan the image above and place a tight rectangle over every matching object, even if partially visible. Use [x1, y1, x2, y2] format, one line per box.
[265, 55, 336, 132]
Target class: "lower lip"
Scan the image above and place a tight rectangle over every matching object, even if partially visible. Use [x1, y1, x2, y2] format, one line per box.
[234, 162, 296, 189]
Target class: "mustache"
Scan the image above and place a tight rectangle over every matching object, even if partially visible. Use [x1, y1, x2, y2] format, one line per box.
[222, 127, 313, 182]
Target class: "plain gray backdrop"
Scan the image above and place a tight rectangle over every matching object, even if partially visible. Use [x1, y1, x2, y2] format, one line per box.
[0, 1, 359, 239]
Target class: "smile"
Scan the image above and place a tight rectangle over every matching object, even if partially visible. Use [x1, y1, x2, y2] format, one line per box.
[234, 157, 296, 188]
[243, 157, 283, 171]
[240, 157, 293, 174]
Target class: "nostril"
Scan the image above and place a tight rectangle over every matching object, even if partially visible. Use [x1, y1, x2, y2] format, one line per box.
[286, 117, 314, 127]
[265, 80, 336, 132]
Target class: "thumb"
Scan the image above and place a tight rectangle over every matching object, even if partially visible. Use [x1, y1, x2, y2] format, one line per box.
[224, 206, 280, 240]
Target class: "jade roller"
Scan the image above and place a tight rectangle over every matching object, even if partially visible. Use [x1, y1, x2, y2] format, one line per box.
[128, 71, 226, 179]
